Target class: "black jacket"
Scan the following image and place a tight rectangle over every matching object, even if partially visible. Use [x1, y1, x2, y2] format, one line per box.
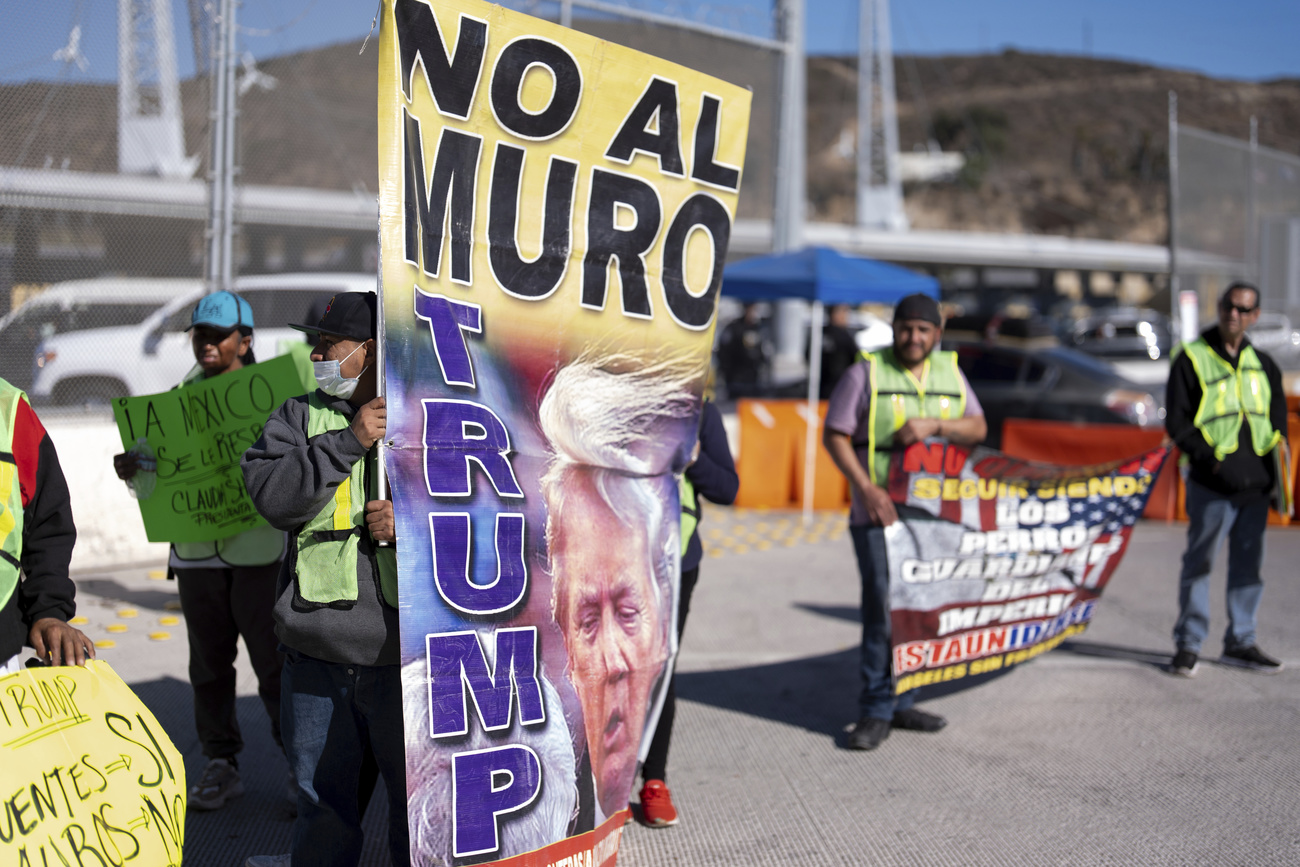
[682, 402, 739, 571]
[1, 396, 78, 662]
[1165, 326, 1288, 502]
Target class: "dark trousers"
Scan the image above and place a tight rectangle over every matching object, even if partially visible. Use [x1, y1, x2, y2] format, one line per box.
[175, 563, 284, 760]
[282, 651, 409, 867]
[849, 525, 915, 720]
[642, 566, 699, 783]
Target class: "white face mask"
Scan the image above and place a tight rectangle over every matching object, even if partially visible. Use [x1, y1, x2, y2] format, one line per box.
[313, 342, 368, 399]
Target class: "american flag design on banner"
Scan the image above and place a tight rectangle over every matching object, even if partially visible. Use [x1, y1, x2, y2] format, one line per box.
[885, 440, 1170, 694]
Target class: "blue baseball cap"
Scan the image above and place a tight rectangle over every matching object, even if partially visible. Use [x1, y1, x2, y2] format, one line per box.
[189, 291, 254, 331]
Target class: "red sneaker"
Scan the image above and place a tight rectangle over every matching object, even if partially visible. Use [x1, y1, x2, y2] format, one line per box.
[638, 779, 679, 827]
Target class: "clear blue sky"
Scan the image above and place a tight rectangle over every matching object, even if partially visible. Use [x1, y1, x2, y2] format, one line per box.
[3, 0, 1298, 84]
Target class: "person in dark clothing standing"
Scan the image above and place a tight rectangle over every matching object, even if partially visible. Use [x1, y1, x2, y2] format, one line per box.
[1, 377, 94, 673]
[637, 400, 738, 827]
[814, 304, 861, 399]
[114, 291, 286, 812]
[717, 304, 772, 398]
[1165, 282, 1288, 677]
[242, 292, 406, 867]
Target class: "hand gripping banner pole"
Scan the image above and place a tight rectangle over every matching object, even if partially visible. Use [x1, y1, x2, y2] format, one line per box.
[374, 220, 393, 548]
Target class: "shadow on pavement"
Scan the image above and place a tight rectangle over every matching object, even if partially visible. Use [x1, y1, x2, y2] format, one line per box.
[793, 602, 860, 624]
[1057, 638, 1172, 672]
[676, 644, 1022, 749]
[77, 577, 179, 612]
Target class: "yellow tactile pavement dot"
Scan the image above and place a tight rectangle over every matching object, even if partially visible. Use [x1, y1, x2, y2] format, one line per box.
[69, 616, 88, 625]
[106, 624, 129, 634]
[148, 570, 167, 580]
[117, 608, 139, 618]
[695, 503, 850, 558]
[94, 640, 116, 649]
[159, 616, 180, 626]
[148, 632, 172, 641]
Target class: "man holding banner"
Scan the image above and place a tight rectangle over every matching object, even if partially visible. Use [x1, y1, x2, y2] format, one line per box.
[242, 292, 406, 867]
[823, 294, 987, 751]
[1165, 281, 1287, 677]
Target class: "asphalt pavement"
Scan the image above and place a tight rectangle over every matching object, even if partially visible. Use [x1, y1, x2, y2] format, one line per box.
[59, 508, 1300, 866]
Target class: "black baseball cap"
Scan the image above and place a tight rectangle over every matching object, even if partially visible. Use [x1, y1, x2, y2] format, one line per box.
[290, 292, 376, 341]
[893, 293, 943, 326]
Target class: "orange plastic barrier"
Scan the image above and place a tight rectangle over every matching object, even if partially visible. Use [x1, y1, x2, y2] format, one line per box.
[1000, 420, 1179, 520]
[734, 400, 797, 508]
[734, 399, 849, 509]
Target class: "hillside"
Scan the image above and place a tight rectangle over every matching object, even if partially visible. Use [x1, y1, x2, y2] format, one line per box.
[3, 34, 1298, 246]
[809, 50, 1300, 242]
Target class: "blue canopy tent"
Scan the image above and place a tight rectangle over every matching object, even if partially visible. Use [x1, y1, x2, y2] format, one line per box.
[721, 245, 939, 304]
[721, 246, 940, 521]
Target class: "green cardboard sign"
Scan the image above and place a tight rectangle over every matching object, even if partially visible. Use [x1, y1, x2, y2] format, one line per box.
[112, 353, 314, 543]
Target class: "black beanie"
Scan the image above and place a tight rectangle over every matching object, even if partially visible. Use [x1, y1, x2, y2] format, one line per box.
[893, 293, 942, 326]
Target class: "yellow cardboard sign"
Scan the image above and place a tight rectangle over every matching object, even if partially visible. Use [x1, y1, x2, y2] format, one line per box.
[0, 661, 186, 866]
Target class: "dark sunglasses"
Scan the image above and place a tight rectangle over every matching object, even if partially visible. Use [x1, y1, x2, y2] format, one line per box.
[1220, 302, 1258, 315]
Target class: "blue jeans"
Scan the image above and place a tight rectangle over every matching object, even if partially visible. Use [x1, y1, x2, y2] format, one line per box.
[282, 651, 409, 867]
[850, 524, 915, 720]
[1174, 479, 1269, 654]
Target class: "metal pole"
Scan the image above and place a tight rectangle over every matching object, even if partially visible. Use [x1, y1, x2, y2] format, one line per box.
[560, 0, 572, 28]
[1247, 115, 1258, 287]
[374, 221, 392, 547]
[1168, 91, 1184, 335]
[205, 0, 229, 294]
[877, 0, 902, 229]
[220, 0, 237, 293]
[774, 0, 805, 253]
[856, 0, 874, 227]
[772, 0, 807, 384]
[802, 301, 824, 527]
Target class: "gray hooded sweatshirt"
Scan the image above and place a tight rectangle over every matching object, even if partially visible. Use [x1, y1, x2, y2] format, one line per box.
[241, 390, 399, 666]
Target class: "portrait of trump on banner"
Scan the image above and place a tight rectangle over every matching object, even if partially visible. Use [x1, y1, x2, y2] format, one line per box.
[539, 355, 698, 825]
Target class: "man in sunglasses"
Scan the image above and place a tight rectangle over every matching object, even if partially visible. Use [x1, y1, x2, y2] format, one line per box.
[1165, 281, 1287, 677]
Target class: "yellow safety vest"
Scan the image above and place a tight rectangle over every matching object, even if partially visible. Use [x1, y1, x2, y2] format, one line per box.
[296, 393, 398, 607]
[861, 349, 967, 485]
[678, 475, 698, 556]
[0, 379, 26, 611]
[1182, 339, 1280, 461]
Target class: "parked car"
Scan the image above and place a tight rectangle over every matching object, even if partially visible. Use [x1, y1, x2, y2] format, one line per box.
[947, 340, 1164, 449]
[0, 278, 193, 391]
[1064, 307, 1174, 386]
[30, 273, 375, 405]
[1067, 307, 1173, 361]
[1247, 311, 1300, 365]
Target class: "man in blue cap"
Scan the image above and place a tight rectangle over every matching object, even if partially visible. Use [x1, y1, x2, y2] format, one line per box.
[242, 291, 405, 867]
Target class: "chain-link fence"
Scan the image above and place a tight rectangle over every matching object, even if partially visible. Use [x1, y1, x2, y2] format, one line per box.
[0, 0, 781, 405]
[1172, 120, 1300, 367]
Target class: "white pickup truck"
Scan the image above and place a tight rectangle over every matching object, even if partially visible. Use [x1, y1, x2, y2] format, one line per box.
[30, 273, 375, 405]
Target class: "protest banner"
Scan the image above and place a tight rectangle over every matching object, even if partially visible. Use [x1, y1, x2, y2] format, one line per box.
[1, 661, 186, 866]
[111, 354, 313, 544]
[377, 0, 750, 862]
[885, 440, 1170, 693]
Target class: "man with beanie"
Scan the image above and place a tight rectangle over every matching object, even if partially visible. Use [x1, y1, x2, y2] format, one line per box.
[241, 292, 407, 867]
[822, 293, 987, 751]
[1165, 281, 1287, 677]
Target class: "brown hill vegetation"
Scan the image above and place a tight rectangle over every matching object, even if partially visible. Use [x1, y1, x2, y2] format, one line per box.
[3, 34, 1297, 247]
[810, 50, 1300, 242]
